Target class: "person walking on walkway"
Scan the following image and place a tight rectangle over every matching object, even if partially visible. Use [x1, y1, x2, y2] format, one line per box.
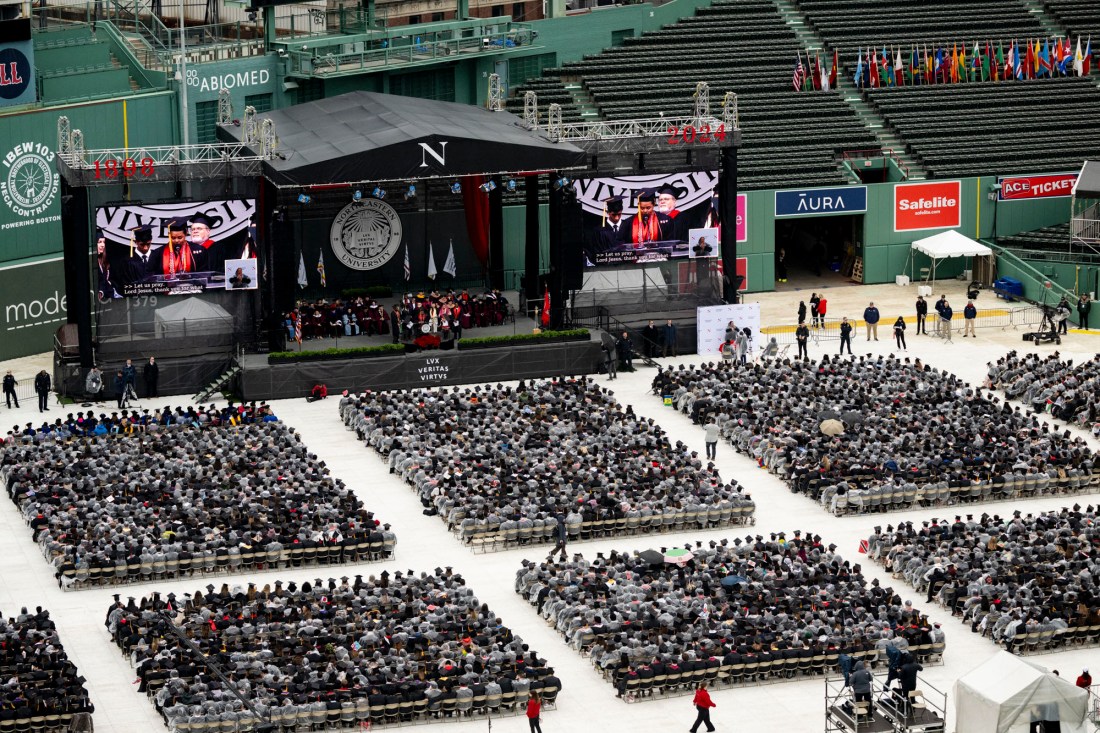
[689, 682, 716, 733]
[34, 369, 51, 412]
[704, 418, 720, 460]
[526, 691, 543, 733]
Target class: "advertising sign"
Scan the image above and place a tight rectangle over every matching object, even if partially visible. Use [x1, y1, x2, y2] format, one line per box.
[696, 302, 760, 356]
[0, 20, 35, 109]
[998, 173, 1077, 201]
[775, 186, 867, 217]
[895, 180, 961, 232]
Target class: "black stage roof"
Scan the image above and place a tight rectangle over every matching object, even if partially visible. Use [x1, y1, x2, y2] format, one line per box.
[218, 91, 588, 188]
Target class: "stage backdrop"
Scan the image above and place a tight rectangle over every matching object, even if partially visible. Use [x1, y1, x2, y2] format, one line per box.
[696, 303, 761, 357]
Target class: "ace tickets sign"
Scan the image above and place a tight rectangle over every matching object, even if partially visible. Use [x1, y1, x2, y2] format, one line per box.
[894, 181, 961, 232]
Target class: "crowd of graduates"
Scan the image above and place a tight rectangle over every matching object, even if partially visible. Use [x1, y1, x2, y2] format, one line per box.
[989, 351, 1100, 432]
[515, 534, 944, 696]
[341, 377, 754, 546]
[0, 607, 94, 723]
[652, 356, 1096, 515]
[108, 571, 560, 728]
[0, 404, 393, 589]
[868, 506, 1100, 651]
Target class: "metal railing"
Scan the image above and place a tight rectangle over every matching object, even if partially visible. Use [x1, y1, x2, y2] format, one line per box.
[280, 19, 537, 77]
[760, 306, 1044, 346]
[839, 147, 910, 180]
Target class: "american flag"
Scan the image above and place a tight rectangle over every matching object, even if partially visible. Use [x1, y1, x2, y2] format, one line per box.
[792, 56, 804, 91]
[294, 313, 302, 344]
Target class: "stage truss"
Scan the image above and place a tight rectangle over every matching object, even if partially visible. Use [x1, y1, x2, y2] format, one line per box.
[55, 83, 741, 189]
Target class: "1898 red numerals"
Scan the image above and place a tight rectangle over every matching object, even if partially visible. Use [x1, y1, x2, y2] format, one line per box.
[93, 158, 156, 178]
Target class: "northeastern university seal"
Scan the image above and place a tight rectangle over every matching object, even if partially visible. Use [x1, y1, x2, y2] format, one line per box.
[329, 199, 403, 271]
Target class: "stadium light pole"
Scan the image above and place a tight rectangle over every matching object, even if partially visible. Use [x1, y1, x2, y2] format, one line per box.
[179, 0, 190, 146]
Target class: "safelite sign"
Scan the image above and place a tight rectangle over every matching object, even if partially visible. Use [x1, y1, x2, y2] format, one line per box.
[894, 180, 961, 232]
[998, 173, 1077, 201]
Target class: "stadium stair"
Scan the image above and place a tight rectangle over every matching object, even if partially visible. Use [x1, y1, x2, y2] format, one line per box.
[561, 77, 602, 120]
[1020, 0, 1074, 38]
[194, 363, 241, 403]
[775, 0, 927, 180]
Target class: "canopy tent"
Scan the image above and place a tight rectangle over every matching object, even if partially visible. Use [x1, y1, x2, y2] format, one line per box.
[1073, 160, 1100, 197]
[908, 229, 994, 285]
[154, 298, 234, 339]
[217, 91, 588, 187]
[954, 651, 1088, 733]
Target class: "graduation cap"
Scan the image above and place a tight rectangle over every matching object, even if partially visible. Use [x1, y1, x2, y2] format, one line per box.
[637, 189, 656, 203]
[132, 225, 153, 243]
[96, 228, 105, 239]
[168, 218, 188, 232]
[656, 183, 685, 199]
[604, 196, 624, 214]
[189, 212, 215, 228]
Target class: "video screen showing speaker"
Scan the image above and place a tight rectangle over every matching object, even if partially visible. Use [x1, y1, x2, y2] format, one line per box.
[93, 200, 257, 298]
[573, 171, 719, 266]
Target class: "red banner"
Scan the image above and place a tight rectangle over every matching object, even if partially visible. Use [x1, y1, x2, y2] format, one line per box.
[894, 180, 961, 232]
[998, 173, 1077, 201]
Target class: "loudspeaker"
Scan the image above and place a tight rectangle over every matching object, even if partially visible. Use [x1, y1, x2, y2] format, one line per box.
[560, 198, 584, 291]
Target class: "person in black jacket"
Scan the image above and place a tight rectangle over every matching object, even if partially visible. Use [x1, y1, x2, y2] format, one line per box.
[915, 295, 928, 334]
[797, 300, 807, 325]
[893, 316, 907, 351]
[34, 369, 51, 412]
[2, 370, 17, 409]
[143, 356, 160, 398]
[1078, 294, 1091, 330]
[839, 318, 853, 355]
[796, 323, 810, 360]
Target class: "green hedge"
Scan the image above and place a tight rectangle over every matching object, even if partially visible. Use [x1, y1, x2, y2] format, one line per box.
[458, 329, 590, 349]
[268, 343, 404, 363]
[340, 285, 393, 299]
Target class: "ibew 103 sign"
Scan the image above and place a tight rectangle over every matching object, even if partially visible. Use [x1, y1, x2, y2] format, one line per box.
[774, 186, 867, 217]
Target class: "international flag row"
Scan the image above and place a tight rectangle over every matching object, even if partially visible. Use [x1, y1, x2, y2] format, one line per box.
[793, 36, 1092, 91]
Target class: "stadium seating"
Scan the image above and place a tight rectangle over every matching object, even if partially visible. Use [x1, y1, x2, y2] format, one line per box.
[866, 77, 1100, 179]
[507, 0, 877, 191]
[1040, 0, 1100, 43]
[997, 223, 1072, 254]
[798, 0, 1045, 63]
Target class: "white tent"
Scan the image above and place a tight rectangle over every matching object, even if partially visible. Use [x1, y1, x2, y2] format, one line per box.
[154, 298, 234, 338]
[909, 230, 994, 285]
[954, 651, 1088, 733]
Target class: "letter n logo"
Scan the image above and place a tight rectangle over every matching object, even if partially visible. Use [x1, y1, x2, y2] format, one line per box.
[418, 141, 447, 168]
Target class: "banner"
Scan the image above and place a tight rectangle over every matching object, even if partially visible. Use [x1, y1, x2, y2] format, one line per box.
[0, 20, 35, 109]
[894, 180, 961, 231]
[775, 186, 867, 217]
[998, 173, 1077, 201]
[696, 303, 761, 357]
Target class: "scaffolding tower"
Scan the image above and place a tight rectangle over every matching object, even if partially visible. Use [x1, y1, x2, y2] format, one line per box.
[825, 672, 946, 733]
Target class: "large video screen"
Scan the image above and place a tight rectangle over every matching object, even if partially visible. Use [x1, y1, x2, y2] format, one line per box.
[93, 200, 257, 297]
[573, 171, 719, 266]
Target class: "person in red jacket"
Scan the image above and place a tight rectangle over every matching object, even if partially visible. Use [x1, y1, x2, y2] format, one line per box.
[526, 690, 543, 733]
[690, 682, 716, 733]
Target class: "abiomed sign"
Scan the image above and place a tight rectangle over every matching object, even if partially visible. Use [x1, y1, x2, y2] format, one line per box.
[774, 186, 867, 217]
[894, 180, 961, 232]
